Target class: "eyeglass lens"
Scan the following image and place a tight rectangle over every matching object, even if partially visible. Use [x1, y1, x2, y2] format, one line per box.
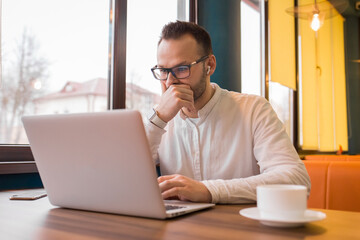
[153, 65, 190, 80]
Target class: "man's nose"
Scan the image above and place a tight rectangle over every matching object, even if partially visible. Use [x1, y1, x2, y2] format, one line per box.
[165, 71, 179, 86]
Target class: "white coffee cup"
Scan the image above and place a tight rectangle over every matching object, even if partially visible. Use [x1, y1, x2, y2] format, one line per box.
[256, 184, 307, 221]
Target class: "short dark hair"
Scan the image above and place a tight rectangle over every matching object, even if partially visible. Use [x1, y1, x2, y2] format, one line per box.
[158, 21, 213, 56]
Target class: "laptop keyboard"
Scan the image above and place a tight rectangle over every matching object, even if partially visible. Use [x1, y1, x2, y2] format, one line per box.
[165, 204, 186, 211]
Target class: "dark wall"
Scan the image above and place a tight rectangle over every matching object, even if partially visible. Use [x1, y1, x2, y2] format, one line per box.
[344, 17, 360, 154]
[0, 173, 43, 190]
[198, 0, 241, 92]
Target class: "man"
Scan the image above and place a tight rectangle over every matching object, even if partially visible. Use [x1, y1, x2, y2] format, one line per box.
[146, 21, 310, 204]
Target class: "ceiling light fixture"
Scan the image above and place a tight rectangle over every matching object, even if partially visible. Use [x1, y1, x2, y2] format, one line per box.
[286, 0, 348, 32]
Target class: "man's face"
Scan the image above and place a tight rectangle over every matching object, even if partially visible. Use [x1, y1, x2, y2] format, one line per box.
[157, 34, 208, 101]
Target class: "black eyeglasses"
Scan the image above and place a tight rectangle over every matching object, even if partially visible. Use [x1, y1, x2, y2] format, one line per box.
[151, 55, 209, 80]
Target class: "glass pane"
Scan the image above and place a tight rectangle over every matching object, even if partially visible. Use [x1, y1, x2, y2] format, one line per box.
[269, 81, 293, 140]
[240, 0, 261, 95]
[0, 0, 110, 144]
[126, 0, 189, 118]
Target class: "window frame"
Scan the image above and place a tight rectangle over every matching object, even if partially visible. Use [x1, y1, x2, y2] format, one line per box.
[0, 0, 196, 173]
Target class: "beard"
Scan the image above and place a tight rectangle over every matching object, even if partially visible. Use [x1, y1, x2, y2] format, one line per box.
[192, 65, 207, 101]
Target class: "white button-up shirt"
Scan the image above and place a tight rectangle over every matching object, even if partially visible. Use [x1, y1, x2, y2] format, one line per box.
[145, 83, 310, 204]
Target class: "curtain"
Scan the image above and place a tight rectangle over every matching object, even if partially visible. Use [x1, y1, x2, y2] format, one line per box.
[269, 0, 296, 90]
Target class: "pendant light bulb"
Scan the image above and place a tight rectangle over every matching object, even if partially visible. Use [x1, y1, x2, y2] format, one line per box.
[311, 13, 321, 31]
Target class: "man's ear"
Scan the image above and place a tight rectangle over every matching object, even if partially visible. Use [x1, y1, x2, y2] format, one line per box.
[207, 55, 216, 76]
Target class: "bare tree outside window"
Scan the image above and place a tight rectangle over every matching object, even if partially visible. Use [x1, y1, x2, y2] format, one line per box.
[0, 29, 49, 143]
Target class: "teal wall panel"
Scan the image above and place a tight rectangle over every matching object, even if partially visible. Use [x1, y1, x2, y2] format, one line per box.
[198, 0, 241, 92]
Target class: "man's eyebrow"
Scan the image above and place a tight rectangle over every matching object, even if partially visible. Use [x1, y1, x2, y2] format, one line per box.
[157, 61, 188, 68]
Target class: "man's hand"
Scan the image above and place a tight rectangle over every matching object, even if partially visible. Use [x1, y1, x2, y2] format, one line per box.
[158, 174, 212, 203]
[156, 83, 195, 123]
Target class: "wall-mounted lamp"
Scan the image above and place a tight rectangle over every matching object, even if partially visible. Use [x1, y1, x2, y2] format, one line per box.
[286, 0, 348, 32]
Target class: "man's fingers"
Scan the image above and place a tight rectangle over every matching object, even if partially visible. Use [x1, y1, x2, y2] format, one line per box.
[167, 85, 193, 101]
[157, 174, 178, 183]
[158, 175, 190, 201]
[157, 175, 212, 203]
[159, 178, 185, 193]
[161, 187, 184, 201]
[156, 84, 194, 122]
[162, 83, 191, 93]
[168, 88, 195, 111]
[160, 81, 167, 94]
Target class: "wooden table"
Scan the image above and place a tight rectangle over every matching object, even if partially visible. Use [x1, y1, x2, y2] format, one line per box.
[1, 189, 359, 240]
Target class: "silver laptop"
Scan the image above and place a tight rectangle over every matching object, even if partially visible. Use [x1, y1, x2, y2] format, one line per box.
[22, 110, 214, 219]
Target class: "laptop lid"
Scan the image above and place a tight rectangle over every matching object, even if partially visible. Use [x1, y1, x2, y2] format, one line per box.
[22, 110, 214, 219]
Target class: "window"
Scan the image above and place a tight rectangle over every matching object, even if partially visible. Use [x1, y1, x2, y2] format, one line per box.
[269, 82, 293, 139]
[126, 0, 189, 118]
[240, 0, 262, 96]
[0, 0, 110, 145]
[240, 0, 294, 139]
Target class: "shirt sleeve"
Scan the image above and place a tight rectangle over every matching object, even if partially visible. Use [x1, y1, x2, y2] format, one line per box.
[202, 98, 311, 204]
[144, 119, 166, 165]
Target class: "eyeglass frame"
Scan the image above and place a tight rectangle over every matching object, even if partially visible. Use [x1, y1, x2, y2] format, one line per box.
[151, 55, 209, 80]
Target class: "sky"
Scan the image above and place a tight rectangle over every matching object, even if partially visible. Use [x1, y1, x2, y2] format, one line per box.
[126, 0, 179, 95]
[2, 0, 180, 95]
[2, 0, 110, 92]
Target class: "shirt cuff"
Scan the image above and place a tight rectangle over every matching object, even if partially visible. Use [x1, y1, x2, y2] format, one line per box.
[145, 118, 167, 135]
[202, 180, 221, 204]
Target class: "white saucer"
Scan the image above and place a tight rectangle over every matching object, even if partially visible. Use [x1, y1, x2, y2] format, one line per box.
[239, 207, 326, 228]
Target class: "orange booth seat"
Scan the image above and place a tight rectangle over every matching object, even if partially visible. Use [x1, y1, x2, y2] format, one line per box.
[303, 159, 360, 212]
[304, 154, 360, 161]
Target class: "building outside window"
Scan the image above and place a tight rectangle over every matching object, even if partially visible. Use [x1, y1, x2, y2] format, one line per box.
[0, 0, 110, 144]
